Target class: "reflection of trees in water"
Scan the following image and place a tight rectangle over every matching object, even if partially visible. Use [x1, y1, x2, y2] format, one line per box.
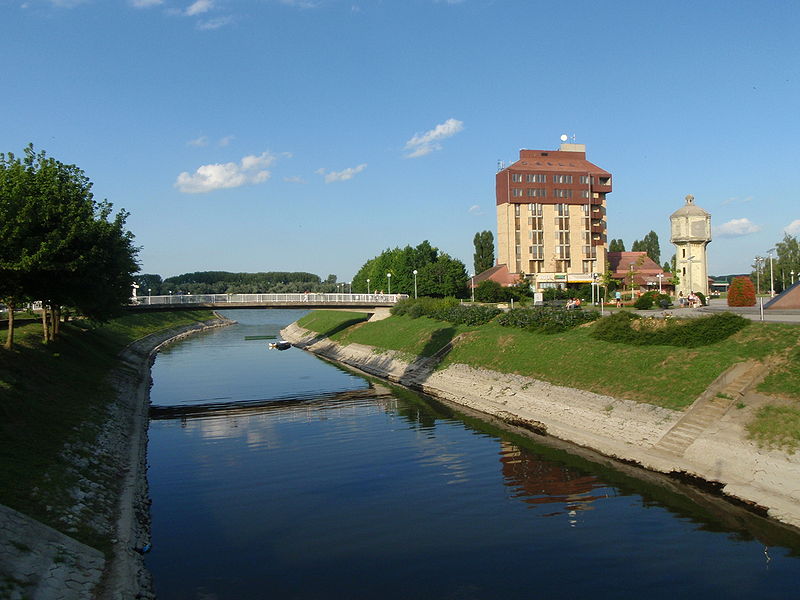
[499, 441, 607, 516]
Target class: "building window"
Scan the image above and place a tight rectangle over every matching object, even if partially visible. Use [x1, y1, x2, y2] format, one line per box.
[583, 246, 597, 259]
[581, 190, 591, 198]
[526, 174, 547, 183]
[553, 189, 572, 198]
[553, 175, 573, 184]
[556, 203, 570, 217]
[579, 175, 595, 185]
[528, 230, 544, 244]
[582, 260, 594, 273]
[512, 188, 523, 197]
[529, 245, 544, 259]
[527, 188, 547, 197]
[511, 173, 523, 183]
[528, 203, 542, 216]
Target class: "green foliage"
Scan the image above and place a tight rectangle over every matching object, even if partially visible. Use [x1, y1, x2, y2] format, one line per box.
[591, 311, 750, 347]
[474, 280, 506, 302]
[633, 292, 655, 309]
[473, 230, 495, 275]
[497, 307, 600, 333]
[162, 271, 326, 294]
[295, 310, 369, 337]
[0, 145, 140, 346]
[391, 297, 499, 326]
[352, 240, 468, 297]
[608, 239, 626, 252]
[759, 345, 800, 399]
[631, 230, 661, 265]
[728, 276, 756, 307]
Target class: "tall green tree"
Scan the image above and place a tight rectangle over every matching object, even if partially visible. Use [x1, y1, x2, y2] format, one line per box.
[473, 230, 494, 275]
[775, 234, 800, 289]
[631, 231, 660, 264]
[0, 145, 140, 347]
[608, 239, 626, 252]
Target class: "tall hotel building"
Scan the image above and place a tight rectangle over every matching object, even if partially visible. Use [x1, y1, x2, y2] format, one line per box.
[496, 143, 611, 289]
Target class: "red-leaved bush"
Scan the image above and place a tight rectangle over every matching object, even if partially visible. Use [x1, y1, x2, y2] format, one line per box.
[727, 276, 756, 306]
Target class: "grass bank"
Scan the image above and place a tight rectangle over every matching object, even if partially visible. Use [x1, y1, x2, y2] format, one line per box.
[296, 310, 800, 411]
[0, 310, 216, 551]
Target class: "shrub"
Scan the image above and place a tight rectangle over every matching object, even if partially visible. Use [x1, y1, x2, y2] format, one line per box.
[696, 291, 707, 306]
[591, 311, 749, 347]
[728, 276, 756, 307]
[391, 297, 499, 326]
[474, 280, 506, 303]
[633, 291, 656, 310]
[497, 307, 600, 334]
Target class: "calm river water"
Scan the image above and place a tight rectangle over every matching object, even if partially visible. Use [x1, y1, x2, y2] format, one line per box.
[146, 309, 800, 599]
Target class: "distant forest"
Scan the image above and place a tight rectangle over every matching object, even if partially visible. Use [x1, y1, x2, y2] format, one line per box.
[133, 271, 339, 295]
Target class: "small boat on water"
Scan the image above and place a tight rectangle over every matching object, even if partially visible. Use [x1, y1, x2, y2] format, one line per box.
[268, 340, 292, 350]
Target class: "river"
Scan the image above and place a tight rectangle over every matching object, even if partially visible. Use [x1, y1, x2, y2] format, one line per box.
[145, 309, 800, 599]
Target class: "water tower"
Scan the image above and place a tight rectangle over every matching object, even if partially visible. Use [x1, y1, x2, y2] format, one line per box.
[670, 194, 711, 297]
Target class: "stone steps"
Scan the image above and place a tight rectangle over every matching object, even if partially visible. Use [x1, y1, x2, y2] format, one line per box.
[652, 361, 766, 456]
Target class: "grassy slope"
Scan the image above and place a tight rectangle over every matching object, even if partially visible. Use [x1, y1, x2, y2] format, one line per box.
[0, 310, 215, 550]
[297, 310, 800, 411]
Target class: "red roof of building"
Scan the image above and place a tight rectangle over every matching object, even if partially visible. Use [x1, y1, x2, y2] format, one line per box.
[607, 252, 669, 287]
[471, 264, 520, 288]
[508, 149, 611, 176]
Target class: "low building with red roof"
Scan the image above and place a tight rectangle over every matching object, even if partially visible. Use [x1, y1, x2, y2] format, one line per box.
[607, 251, 672, 294]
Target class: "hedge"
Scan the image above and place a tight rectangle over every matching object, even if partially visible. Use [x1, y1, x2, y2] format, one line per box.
[590, 311, 750, 347]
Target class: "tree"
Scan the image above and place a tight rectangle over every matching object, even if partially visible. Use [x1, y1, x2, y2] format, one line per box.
[775, 234, 800, 290]
[631, 231, 660, 264]
[0, 145, 140, 347]
[609, 239, 626, 252]
[473, 230, 494, 275]
[728, 276, 756, 307]
[352, 241, 467, 297]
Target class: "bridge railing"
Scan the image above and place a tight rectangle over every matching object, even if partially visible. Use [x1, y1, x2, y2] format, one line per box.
[132, 293, 408, 306]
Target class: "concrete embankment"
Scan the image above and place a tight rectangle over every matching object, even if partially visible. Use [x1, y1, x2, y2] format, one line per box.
[0, 316, 234, 600]
[281, 321, 800, 530]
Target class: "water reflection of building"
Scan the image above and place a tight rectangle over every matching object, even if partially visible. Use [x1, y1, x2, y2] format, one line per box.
[499, 441, 605, 517]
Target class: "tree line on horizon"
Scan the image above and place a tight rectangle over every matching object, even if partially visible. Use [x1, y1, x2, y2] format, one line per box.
[134, 271, 340, 295]
[0, 145, 139, 350]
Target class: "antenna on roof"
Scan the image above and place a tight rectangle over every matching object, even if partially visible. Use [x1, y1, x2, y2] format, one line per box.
[497, 159, 504, 172]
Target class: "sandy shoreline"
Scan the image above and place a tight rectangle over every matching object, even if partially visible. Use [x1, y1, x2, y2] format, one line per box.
[281, 321, 800, 531]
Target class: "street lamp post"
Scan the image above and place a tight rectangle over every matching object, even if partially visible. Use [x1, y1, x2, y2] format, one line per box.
[792, 271, 796, 285]
[755, 257, 762, 295]
[148, 288, 152, 305]
[387, 273, 391, 295]
[768, 250, 775, 297]
[348, 282, 352, 294]
[656, 273, 664, 293]
[413, 269, 418, 299]
[367, 278, 370, 294]
[470, 274, 475, 302]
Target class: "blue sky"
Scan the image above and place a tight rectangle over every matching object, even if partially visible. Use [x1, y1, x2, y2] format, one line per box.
[3, 0, 799, 281]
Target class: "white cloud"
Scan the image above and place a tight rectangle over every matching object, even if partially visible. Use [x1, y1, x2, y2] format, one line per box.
[785, 219, 800, 235]
[715, 218, 762, 238]
[175, 152, 277, 193]
[283, 176, 306, 184]
[218, 135, 235, 147]
[188, 135, 209, 147]
[315, 164, 367, 183]
[280, 0, 319, 7]
[130, 0, 163, 7]
[404, 118, 464, 158]
[197, 15, 232, 29]
[468, 205, 482, 215]
[186, 0, 212, 16]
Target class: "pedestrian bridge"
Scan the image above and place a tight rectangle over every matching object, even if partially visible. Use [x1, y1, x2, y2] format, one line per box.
[130, 292, 408, 310]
